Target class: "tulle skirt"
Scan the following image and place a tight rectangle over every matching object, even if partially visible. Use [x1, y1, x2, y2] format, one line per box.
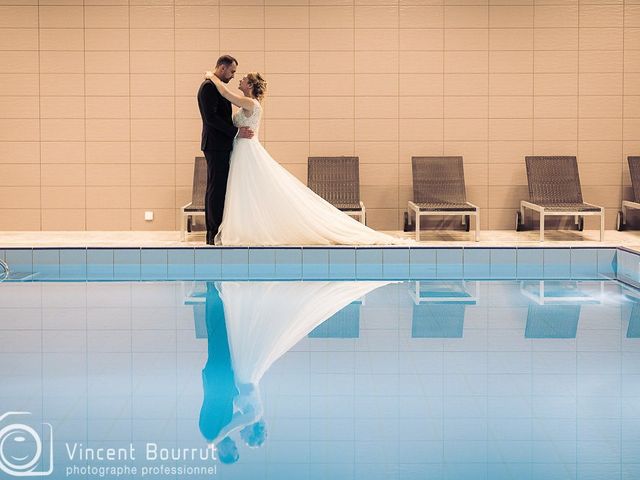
[215, 139, 410, 246]
[220, 281, 391, 384]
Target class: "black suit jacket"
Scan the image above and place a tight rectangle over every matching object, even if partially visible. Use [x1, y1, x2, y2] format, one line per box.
[197, 80, 238, 152]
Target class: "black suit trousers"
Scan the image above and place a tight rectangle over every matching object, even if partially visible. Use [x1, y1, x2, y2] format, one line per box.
[203, 149, 231, 237]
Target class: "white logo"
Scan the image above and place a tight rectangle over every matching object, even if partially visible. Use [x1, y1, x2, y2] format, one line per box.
[0, 412, 53, 477]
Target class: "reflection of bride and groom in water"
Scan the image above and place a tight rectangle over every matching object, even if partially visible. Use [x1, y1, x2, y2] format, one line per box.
[197, 279, 623, 464]
[197, 281, 390, 464]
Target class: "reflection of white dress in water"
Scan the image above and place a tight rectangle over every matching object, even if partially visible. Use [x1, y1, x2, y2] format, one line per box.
[215, 100, 410, 246]
[219, 281, 390, 386]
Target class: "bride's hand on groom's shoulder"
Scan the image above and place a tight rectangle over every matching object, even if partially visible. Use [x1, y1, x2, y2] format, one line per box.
[205, 72, 223, 86]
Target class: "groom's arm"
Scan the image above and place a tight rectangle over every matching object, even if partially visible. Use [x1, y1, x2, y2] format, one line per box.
[201, 82, 238, 139]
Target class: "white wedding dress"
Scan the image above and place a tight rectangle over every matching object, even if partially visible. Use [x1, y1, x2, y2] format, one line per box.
[215, 99, 410, 246]
[208, 280, 391, 444]
[219, 281, 391, 385]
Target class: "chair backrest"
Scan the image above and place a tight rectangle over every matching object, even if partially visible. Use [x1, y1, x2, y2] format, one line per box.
[308, 303, 360, 338]
[411, 156, 467, 204]
[411, 304, 465, 338]
[191, 156, 207, 209]
[525, 305, 580, 339]
[628, 303, 640, 338]
[628, 156, 640, 202]
[307, 156, 360, 206]
[525, 156, 583, 205]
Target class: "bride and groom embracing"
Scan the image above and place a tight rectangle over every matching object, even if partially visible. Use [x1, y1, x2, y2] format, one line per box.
[197, 54, 410, 246]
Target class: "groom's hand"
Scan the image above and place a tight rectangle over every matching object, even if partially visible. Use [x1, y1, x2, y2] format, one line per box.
[237, 127, 254, 139]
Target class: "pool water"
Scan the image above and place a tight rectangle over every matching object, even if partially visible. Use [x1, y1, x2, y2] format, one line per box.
[0, 279, 639, 480]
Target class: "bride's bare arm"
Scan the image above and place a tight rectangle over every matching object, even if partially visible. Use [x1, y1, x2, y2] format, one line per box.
[205, 72, 255, 113]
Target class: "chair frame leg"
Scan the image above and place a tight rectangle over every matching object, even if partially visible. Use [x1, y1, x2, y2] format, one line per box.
[181, 213, 188, 241]
[407, 203, 480, 242]
[521, 200, 604, 242]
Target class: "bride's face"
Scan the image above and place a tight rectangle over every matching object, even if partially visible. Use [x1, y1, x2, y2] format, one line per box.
[238, 76, 251, 96]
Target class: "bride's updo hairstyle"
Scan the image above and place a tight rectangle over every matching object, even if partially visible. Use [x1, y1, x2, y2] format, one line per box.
[247, 72, 267, 101]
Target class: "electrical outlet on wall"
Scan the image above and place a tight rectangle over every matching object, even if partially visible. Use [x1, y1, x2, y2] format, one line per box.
[144, 211, 154, 221]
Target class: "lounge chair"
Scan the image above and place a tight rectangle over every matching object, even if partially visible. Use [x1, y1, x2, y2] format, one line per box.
[405, 156, 479, 241]
[520, 281, 593, 339]
[516, 156, 604, 241]
[617, 156, 640, 231]
[191, 303, 207, 339]
[308, 302, 360, 338]
[184, 282, 208, 338]
[524, 305, 580, 338]
[0, 258, 8, 281]
[181, 156, 207, 241]
[412, 304, 465, 338]
[520, 280, 602, 305]
[627, 304, 640, 338]
[307, 156, 365, 224]
[409, 281, 477, 338]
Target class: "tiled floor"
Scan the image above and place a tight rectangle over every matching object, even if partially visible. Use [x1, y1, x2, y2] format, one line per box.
[1, 230, 640, 251]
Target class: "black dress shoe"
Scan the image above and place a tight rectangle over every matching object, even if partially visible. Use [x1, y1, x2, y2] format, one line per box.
[206, 232, 213, 245]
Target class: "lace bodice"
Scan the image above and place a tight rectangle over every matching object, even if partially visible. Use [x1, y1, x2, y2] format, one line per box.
[233, 99, 262, 136]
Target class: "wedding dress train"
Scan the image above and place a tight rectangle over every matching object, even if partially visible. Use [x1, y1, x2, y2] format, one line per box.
[215, 100, 410, 246]
[202, 280, 391, 446]
[219, 281, 391, 385]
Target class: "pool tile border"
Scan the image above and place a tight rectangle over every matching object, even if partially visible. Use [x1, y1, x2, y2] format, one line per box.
[0, 245, 621, 282]
[616, 247, 640, 288]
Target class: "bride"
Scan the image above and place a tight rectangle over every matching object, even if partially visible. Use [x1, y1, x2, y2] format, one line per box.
[205, 71, 411, 246]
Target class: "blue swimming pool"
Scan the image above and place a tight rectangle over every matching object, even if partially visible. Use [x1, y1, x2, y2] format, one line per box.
[1, 248, 640, 479]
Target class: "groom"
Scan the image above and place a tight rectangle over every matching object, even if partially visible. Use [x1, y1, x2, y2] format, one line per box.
[199, 282, 240, 464]
[197, 55, 253, 245]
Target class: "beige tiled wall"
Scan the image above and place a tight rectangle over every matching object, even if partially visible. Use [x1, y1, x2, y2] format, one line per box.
[0, 0, 639, 231]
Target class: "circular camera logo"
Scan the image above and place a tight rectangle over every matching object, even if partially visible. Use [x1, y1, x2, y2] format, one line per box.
[0, 412, 53, 477]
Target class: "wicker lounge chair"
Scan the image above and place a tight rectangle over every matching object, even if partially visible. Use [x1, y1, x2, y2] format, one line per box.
[412, 304, 465, 338]
[617, 156, 640, 231]
[181, 156, 207, 241]
[409, 281, 477, 338]
[621, 284, 640, 337]
[307, 156, 365, 224]
[308, 302, 360, 338]
[185, 283, 208, 338]
[520, 280, 602, 305]
[0, 258, 8, 281]
[627, 303, 640, 338]
[406, 156, 479, 241]
[520, 280, 602, 338]
[516, 156, 604, 241]
[524, 305, 580, 338]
